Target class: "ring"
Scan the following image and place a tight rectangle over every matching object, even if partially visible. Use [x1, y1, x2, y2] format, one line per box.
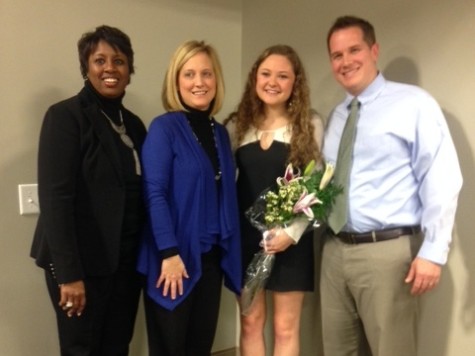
[66, 301, 73, 308]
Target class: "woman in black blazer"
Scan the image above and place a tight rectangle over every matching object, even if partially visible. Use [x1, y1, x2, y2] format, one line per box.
[30, 25, 146, 356]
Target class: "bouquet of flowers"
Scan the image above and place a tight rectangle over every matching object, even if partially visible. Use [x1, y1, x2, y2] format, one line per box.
[241, 160, 341, 315]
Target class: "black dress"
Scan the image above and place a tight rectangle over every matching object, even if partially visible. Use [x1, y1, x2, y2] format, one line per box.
[235, 127, 314, 292]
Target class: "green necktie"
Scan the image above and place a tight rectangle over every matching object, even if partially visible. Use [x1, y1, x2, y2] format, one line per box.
[328, 98, 360, 233]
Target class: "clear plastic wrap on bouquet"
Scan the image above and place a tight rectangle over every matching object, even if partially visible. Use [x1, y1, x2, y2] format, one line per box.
[240, 244, 275, 316]
[241, 189, 277, 316]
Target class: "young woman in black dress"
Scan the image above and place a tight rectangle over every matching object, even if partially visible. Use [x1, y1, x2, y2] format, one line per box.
[226, 45, 323, 356]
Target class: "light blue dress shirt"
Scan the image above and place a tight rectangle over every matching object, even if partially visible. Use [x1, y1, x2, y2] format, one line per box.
[323, 73, 463, 265]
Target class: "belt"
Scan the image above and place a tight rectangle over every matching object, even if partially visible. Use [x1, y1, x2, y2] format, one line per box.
[331, 226, 421, 244]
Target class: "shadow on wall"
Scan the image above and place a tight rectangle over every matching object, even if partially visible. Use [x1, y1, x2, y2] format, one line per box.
[382, 56, 420, 85]
[443, 111, 475, 331]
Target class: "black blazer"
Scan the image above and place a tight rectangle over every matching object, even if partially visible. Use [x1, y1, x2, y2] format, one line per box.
[30, 87, 147, 284]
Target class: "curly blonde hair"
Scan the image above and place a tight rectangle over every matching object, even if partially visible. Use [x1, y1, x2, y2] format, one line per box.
[225, 45, 321, 168]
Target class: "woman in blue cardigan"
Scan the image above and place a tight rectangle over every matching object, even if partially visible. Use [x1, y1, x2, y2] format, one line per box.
[137, 40, 241, 356]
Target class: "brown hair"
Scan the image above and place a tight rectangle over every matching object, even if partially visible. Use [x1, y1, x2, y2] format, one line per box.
[327, 16, 376, 52]
[225, 44, 321, 168]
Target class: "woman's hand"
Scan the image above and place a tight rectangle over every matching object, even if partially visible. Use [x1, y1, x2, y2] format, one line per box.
[262, 229, 294, 254]
[157, 255, 189, 300]
[59, 280, 86, 317]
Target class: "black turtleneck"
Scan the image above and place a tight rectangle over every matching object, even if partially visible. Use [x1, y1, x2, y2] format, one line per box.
[84, 79, 124, 125]
[182, 103, 220, 177]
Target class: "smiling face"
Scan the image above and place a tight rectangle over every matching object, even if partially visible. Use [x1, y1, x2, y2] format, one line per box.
[178, 52, 217, 111]
[255, 54, 296, 110]
[329, 26, 379, 96]
[87, 40, 130, 98]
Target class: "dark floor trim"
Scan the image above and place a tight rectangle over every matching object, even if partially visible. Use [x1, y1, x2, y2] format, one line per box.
[212, 347, 238, 356]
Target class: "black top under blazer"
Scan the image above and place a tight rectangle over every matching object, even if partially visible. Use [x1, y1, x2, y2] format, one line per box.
[30, 86, 147, 285]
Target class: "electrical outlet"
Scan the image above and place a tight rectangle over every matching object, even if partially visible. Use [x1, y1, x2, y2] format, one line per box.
[18, 184, 40, 215]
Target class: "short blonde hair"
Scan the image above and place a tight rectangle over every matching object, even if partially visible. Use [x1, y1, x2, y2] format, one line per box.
[162, 40, 225, 116]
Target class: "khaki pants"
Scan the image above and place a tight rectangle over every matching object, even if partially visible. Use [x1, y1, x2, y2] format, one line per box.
[320, 233, 422, 356]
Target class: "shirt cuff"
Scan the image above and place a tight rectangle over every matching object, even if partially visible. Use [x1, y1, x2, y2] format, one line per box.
[417, 238, 449, 265]
[160, 247, 179, 259]
[284, 218, 310, 244]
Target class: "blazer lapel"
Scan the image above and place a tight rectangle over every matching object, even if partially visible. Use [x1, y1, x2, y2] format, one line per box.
[83, 104, 123, 183]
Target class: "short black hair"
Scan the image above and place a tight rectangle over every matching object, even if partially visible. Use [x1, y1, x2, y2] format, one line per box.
[77, 25, 134, 78]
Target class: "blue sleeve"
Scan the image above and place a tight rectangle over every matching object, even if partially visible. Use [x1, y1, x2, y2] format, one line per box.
[141, 118, 178, 251]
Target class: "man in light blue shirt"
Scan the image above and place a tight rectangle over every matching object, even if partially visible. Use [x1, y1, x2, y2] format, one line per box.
[321, 16, 463, 356]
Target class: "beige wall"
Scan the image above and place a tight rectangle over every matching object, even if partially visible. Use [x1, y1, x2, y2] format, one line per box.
[242, 0, 475, 355]
[2, 0, 475, 355]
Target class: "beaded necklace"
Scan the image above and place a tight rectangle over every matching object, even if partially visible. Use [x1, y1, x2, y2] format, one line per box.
[188, 117, 222, 181]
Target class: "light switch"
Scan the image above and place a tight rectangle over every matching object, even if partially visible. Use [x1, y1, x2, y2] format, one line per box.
[18, 184, 40, 215]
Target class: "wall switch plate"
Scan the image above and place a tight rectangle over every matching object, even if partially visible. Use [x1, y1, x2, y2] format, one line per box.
[18, 184, 40, 215]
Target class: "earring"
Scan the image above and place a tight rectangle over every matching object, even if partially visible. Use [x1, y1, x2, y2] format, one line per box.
[287, 99, 295, 110]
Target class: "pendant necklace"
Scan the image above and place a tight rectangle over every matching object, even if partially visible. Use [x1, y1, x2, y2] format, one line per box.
[101, 110, 141, 176]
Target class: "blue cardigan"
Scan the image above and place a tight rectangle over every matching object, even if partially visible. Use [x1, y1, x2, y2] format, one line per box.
[137, 111, 241, 310]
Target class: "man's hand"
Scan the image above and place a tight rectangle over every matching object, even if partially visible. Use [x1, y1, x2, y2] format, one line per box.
[405, 257, 441, 296]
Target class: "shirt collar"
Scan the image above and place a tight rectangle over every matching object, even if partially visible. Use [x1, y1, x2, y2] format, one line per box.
[344, 72, 386, 108]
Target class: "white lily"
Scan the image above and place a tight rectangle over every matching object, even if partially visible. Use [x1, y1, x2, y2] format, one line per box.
[319, 162, 335, 190]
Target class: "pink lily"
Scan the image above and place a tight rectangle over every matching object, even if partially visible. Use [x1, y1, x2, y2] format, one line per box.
[293, 192, 322, 219]
[277, 163, 301, 186]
